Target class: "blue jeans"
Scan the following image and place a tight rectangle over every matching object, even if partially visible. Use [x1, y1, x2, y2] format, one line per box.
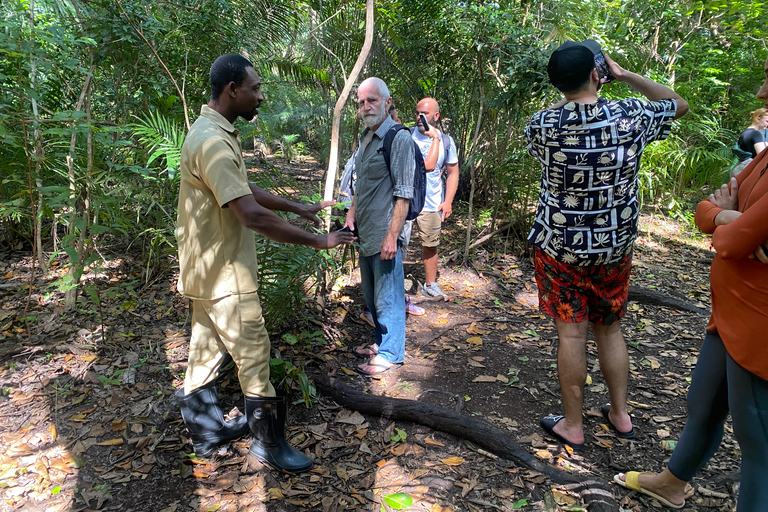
[668, 331, 768, 512]
[359, 248, 406, 364]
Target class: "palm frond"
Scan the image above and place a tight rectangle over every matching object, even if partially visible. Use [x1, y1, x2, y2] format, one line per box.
[128, 110, 185, 180]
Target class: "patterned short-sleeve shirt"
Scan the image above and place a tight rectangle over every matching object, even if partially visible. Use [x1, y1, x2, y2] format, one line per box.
[525, 97, 677, 266]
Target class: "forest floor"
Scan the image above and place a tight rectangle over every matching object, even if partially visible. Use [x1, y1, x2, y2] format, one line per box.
[0, 154, 740, 512]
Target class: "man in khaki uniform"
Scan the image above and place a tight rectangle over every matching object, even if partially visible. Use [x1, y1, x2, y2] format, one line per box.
[175, 54, 353, 472]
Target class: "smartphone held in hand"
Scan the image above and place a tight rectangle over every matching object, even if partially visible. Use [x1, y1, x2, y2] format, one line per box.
[594, 51, 615, 83]
[419, 114, 429, 131]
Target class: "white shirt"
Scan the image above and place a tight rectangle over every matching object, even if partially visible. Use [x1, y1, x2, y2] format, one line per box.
[411, 129, 459, 212]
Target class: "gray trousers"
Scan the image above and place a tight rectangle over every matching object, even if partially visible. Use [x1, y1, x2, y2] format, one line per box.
[668, 331, 768, 512]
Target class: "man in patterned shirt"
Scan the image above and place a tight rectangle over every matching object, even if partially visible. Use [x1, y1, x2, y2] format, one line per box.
[526, 40, 688, 449]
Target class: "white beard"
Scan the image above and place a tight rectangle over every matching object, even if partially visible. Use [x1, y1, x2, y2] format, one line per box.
[362, 106, 387, 129]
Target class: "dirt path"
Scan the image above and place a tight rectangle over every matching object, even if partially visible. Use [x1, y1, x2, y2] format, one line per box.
[0, 157, 738, 512]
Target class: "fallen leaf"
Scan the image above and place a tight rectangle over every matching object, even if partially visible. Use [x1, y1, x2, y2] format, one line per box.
[390, 444, 408, 456]
[441, 457, 465, 466]
[96, 438, 123, 446]
[552, 488, 576, 505]
[424, 437, 445, 447]
[466, 336, 483, 345]
[335, 410, 366, 426]
[466, 322, 490, 335]
[472, 375, 498, 383]
[644, 356, 661, 370]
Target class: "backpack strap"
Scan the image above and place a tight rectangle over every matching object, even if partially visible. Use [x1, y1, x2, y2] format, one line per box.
[379, 124, 408, 173]
[440, 133, 451, 171]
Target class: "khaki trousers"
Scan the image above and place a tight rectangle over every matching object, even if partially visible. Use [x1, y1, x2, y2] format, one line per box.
[184, 292, 276, 397]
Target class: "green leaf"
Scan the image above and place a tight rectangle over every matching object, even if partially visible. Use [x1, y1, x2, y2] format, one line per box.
[513, 498, 528, 509]
[517, 356, 529, 362]
[383, 493, 413, 509]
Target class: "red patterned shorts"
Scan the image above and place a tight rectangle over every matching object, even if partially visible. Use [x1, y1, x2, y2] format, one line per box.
[534, 248, 632, 325]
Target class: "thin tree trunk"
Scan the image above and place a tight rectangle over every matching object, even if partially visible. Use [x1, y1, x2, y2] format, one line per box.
[28, 0, 46, 272]
[64, 51, 95, 309]
[322, 0, 375, 231]
[463, 55, 485, 264]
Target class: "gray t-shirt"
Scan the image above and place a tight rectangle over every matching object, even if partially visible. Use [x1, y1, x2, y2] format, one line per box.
[354, 117, 415, 257]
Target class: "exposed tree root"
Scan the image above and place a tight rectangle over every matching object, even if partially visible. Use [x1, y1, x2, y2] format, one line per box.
[629, 285, 707, 315]
[314, 375, 620, 512]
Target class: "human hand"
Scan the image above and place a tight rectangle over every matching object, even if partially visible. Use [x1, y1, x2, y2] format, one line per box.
[298, 200, 336, 227]
[313, 231, 356, 249]
[379, 235, 398, 260]
[438, 201, 452, 221]
[424, 124, 440, 140]
[603, 54, 627, 82]
[343, 210, 355, 231]
[709, 178, 739, 210]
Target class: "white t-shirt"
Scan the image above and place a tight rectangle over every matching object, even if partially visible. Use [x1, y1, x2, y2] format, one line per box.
[411, 129, 459, 212]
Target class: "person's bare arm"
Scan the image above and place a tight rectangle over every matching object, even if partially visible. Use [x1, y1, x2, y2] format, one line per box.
[422, 126, 441, 172]
[755, 141, 768, 154]
[228, 194, 354, 249]
[380, 198, 409, 260]
[248, 183, 335, 227]
[344, 195, 356, 230]
[439, 162, 459, 220]
[605, 55, 689, 119]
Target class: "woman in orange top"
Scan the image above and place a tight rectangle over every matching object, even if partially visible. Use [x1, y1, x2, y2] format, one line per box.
[614, 59, 768, 510]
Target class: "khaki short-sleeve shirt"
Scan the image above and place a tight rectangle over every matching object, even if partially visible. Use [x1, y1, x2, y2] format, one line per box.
[176, 105, 259, 299]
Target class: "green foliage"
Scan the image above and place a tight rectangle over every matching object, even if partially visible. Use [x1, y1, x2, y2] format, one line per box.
[390, 427, 407, 443]
[128, 111, 185, 180]
[1, 0, 767, 325]
[269, 358, 317, 407]
[382, 493, 413, 511]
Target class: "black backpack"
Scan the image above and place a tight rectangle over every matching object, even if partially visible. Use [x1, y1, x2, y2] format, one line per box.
[379, 124, 427, 221]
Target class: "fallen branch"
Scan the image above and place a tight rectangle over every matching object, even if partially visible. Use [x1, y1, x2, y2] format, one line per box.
[628, 286, 707, 315]
[314, 376, 620, 512]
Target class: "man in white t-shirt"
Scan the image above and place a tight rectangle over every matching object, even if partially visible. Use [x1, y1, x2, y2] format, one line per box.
[411, 97, 459, 300]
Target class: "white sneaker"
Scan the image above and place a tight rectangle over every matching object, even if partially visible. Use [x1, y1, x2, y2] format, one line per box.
[420, 282, 447, 300]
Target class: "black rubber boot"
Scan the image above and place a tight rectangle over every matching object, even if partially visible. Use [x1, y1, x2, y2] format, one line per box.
[245, 396, 313, 473]
[176, 385, 249, 458]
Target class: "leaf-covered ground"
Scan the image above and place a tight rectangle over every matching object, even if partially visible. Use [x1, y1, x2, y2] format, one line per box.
[0, 157, 739, 512]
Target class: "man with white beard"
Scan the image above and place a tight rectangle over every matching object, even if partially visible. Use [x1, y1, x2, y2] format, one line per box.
[343, 77, 415, 375]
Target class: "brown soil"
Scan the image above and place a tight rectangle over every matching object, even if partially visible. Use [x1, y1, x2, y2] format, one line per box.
[0, 156, 738, 512]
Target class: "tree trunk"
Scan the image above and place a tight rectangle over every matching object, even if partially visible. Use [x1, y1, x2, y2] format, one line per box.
[28, 0, 46, 272]
[463, 54, 485, 264]
[64, 51, 95, 309]
[321, 0, 375, 231]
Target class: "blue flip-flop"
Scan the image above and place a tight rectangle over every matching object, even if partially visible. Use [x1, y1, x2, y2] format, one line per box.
[601, 404, 636, 439]
[540, 414, 585, 450]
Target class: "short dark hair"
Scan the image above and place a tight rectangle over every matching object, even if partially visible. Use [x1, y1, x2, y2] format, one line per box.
[209, 54, 253, 100]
